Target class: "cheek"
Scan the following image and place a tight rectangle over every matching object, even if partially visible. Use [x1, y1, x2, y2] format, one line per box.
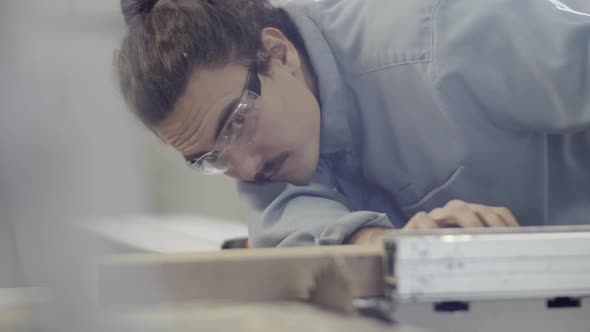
[254, 74, 319, 154]
[250, 110, 281, 153]
[251, 91, 285, 148]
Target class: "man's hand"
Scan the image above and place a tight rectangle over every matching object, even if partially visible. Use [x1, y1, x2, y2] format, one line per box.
[403, 200, 519, 230]
[347, 200, 519, 245]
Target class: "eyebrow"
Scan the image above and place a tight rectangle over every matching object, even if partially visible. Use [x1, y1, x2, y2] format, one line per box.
[183, 96, 241, 162]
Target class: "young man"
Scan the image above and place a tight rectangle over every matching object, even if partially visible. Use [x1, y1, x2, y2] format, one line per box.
[117, 0, 589, 247]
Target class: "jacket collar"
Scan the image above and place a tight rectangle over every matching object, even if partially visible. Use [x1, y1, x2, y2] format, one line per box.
[285, 6, 352, 155]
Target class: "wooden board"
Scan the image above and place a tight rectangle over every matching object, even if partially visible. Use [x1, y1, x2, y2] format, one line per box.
[98, 245, 385, 310]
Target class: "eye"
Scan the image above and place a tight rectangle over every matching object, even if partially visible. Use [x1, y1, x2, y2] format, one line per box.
[204, 151, 220, 162]
[231, 113, 246, 129]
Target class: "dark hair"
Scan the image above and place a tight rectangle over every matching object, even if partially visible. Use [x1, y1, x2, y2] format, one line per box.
[117, 0, 306, 126]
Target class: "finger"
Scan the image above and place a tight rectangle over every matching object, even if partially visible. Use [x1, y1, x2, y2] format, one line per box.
[403, 212, 440, 230]
[468, 204, 519, 227]
[474, 211, 506, 227]
[429, 203, 485, 228]
[427, 208, 460, 228]
[446, 209, 486, 228]
[467, 204, 517, 227]
[493, 207, 520, 227]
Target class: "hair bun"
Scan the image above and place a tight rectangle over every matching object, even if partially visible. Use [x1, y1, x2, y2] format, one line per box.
[121, 0, 160, 24]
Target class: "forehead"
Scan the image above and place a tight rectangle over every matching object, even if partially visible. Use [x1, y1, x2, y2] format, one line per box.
[155, 64, 246, 143]
[184, 64, 246, 105]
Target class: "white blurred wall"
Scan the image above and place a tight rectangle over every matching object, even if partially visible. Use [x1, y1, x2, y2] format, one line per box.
[0, 0, 244, 290]
[151, 145, 245, 219]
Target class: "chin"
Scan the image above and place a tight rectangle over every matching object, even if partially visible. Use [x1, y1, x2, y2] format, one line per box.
[272, 143, 319, 185]
[287, 176, 312, 186]
[284, 156, 318, 186]
[275, 168, 311, 186]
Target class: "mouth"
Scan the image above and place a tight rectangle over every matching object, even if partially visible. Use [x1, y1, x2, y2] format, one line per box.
[255, 152, 289, 183]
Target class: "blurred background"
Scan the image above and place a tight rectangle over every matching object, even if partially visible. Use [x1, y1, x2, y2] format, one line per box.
[1, 1, 252, 330]
[0, 0, 246, 293]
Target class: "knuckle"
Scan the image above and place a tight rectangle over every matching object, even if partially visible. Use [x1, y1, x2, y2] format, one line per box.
[447, 200, 473, 212]
[429, 208, 443, 216]
[452, 205, 471, 215]
[446, 199, 464, 208]
[495, 206, 511, 215]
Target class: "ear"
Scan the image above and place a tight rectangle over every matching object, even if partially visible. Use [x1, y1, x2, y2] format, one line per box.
[260, 27, 301, 75]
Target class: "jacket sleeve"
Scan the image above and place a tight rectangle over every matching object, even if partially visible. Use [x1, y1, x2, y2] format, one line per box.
[433, 0, 590, 133]
[237, 159, 394, 248]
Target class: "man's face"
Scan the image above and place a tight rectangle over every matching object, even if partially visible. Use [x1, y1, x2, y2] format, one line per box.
[155, 61, 321, 185]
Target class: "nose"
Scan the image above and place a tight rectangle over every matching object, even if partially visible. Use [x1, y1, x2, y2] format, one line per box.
[224, 148, 262, 181]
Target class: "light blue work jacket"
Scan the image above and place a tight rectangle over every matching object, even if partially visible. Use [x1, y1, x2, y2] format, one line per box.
[238, 0, 590, 247]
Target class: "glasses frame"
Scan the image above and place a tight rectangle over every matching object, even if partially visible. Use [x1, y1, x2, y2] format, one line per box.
[186, 65, 261, 175]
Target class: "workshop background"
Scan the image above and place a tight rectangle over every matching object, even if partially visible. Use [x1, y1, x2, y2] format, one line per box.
[0, 0, 251, 288]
